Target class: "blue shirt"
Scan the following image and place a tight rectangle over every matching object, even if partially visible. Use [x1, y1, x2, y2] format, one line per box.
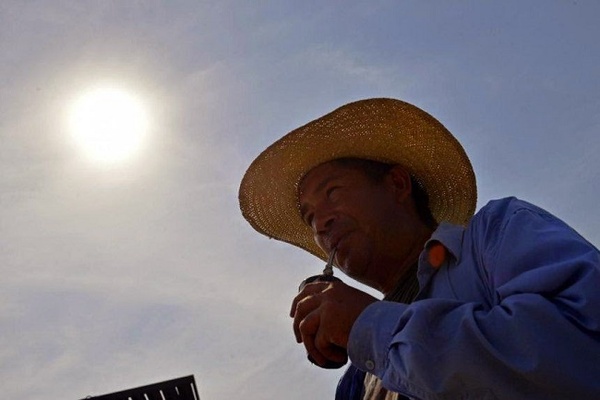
[345, 197, 600, 400]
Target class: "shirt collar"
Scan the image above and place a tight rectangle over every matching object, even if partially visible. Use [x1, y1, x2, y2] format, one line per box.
[426, 222, 465, 263]
[416, 222, 466, 294]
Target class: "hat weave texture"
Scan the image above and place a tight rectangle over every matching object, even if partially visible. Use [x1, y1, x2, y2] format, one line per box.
[239, 98, 477, 261]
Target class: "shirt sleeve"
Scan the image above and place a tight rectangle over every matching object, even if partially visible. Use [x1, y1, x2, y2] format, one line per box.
[347, 199, 600, 400]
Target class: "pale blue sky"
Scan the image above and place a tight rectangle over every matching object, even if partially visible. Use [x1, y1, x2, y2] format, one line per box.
[1, 2, 598, 399]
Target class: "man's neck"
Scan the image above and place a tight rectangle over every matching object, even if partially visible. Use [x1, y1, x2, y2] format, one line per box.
[380, 225, 434, 296]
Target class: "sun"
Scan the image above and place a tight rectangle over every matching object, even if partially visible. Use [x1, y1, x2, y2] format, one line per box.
[68, 87, 149, 164]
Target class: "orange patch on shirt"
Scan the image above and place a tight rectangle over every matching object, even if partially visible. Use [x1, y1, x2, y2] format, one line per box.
[428, 242, 447, 268]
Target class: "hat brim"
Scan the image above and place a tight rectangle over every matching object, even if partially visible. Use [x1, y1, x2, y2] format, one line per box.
[239, 98, 477, 262]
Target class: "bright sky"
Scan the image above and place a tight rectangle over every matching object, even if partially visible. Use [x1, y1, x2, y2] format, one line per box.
[1, 2, 599, 399]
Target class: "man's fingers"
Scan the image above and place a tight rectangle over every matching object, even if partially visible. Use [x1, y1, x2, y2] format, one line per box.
[289, 280, 376, 368]
[302, 312, 348, 367]
[292, 294, 321, 343]
[314, 330, 348, 364]
[299, 312, 328, 366]
[289, 281, 330, 317]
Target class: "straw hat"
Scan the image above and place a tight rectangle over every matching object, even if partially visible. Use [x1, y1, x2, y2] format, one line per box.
[239, 98, 477, 261]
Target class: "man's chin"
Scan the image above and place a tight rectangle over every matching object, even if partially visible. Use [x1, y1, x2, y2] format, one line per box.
[338, 255, 367, 281]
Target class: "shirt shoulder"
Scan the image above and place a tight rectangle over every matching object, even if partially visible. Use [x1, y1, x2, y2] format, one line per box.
[469, 196, 565, 246]
[475, 196, 550, 222]
[467, 196, 599, 292]
[472, 196, 595, 247]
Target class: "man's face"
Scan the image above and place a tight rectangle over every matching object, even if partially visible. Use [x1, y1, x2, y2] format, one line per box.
[298, 161, 411, 286]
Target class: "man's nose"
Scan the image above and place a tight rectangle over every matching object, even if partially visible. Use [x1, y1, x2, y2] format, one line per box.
[312, 208, 336, 234]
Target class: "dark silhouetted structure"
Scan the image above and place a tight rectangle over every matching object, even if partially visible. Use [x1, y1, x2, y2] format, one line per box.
[82, 375, 200, 400]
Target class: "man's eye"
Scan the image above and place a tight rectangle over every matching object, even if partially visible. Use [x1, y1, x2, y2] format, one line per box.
[326, 186, 340, 200]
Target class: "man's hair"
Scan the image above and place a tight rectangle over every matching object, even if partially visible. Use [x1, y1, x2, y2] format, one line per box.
[331, 158, 437, 229]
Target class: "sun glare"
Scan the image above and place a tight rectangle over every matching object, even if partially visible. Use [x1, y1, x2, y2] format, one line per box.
[68, 87, 149, 164]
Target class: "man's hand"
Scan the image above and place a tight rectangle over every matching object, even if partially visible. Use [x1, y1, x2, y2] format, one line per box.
[290, 280, 378, 367]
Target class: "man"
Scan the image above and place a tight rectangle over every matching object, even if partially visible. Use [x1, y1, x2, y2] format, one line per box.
[238, 98, 600, 399]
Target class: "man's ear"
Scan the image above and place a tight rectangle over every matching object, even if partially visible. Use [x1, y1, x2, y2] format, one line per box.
[387, 165, 412, 202]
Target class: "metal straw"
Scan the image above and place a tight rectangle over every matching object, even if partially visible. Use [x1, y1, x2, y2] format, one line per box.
[322, 248, 337, 276]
